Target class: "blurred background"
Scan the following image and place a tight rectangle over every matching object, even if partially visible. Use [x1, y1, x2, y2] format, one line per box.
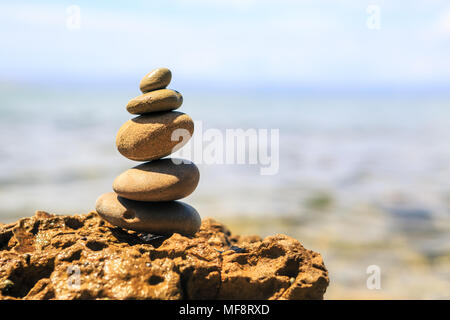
[1, 0, 450, 299]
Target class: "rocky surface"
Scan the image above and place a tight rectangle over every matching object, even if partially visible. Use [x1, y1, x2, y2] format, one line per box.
[0, 211, 329, 300]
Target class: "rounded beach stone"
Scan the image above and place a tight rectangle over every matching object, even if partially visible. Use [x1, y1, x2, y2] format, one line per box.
[95, 192, 201, 236]
[126, 89, 183, 115]
[113, 159, 200, 201]
[116, 111, 194, 161]
[139, 68, 172, 93]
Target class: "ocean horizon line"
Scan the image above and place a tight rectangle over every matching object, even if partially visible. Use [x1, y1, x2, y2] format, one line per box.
[1, 77, 450, 97]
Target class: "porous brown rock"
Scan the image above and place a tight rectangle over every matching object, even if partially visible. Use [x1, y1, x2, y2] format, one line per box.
[0, 211, 329, 300]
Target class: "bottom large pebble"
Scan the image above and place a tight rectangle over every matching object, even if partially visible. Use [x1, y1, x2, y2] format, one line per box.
[95, 192, 201, 236]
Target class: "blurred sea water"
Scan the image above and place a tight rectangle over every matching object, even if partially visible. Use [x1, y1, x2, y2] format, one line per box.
[0, 83, 449, 299]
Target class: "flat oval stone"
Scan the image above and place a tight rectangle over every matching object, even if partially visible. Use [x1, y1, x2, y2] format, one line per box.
[116, 111, 194, 161]
[113, 159, 199, 201]
[139, 68, 172, 93]
[95, 192, 201, 236]
[126, 89, 183, 115]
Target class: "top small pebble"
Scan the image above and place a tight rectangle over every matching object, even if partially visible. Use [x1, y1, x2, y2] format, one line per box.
[139, 68, 172, 93]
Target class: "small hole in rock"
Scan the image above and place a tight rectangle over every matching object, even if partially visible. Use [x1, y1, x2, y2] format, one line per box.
[63, 217, 84, 230]
[148, 275, 164, 285]
[86, 240, 107, 251]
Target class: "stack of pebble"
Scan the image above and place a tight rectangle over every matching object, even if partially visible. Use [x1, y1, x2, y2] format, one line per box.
[95, 68, 201, 236]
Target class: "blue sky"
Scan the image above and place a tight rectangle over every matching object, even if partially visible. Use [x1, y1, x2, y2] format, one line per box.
[1, 0, 450, 90]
